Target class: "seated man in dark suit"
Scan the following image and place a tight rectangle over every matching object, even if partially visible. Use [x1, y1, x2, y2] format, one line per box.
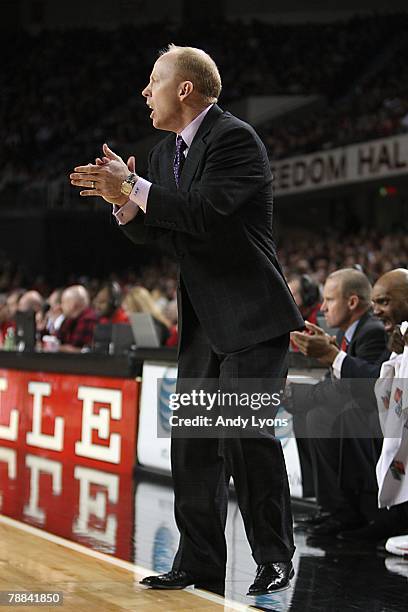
[291, 268, 387, 535]
[292, 268, 408, 541]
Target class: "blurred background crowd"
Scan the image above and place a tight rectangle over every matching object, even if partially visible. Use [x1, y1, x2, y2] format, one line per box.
[1, 12, 408, 195]
[1, 228, 407, 350]
[0, 255, 179, 350]
[1, 8, 408, 350]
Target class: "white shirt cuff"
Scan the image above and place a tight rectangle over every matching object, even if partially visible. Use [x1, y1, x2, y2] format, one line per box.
[332, 350, 347, 379]
[129, 177, 152, 213]
[112, 176, 152, 225]
[113, 200, 140, 225]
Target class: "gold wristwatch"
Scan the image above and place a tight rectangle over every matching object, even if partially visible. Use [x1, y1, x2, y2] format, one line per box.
[120, 173, 137, 197]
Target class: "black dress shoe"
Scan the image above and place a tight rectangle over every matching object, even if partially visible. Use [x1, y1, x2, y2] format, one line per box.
[247, 562, 294, 596]
[338, 519, 405, 542]
[140, 570, 195, 589]
[295, 511, 332, 527]
[308, 515, 365, 536]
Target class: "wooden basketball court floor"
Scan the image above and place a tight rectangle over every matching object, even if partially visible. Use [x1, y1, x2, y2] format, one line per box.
[0, 514, 248, 611]
[2, 469, 407, 611]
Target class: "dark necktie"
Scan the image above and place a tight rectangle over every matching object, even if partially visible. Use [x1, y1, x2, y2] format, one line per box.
[173, 135, 187, 188]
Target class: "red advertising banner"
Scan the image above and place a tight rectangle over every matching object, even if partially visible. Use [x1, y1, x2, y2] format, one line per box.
[0, 446, 134, 561]
[0, 369, 140, 473]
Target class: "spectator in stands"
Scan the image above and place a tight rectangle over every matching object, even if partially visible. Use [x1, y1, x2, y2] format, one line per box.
[46, 288, 65, 335]
[122, 286, 172, 345]
[288, 274, 321, 323]
[6, 289, 25, 320]
[151, 285, 169, 312]
[93, 281, 129, 324]
[34, 303, 51, 339]
[279, 232, 408, 288]
[163, 298, 178, 348]
[3, 13, 408, 195]
[17, 291, 45, 339]
[57, 285, 98, 352]
[18, 290, 44, 313]
[0, 294, 9, 345]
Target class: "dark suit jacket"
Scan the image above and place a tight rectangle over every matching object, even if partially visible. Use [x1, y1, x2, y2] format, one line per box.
[341, 348, 391, 379]
[121, 104, 304, 352]
[291, 312, 387, 494]
[338, 320, 390, 423]
[337, 312, 388, 371]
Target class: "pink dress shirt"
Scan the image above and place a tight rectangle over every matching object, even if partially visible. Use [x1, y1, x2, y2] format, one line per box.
[113, 104, 213, 225]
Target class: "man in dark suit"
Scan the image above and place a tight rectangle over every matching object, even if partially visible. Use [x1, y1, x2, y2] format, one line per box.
[291, 269, 388, 535]
[70, 45, 304, 595]
[291, 269, 408, 541]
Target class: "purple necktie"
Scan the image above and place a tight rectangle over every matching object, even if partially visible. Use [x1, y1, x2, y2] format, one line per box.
[173, 135, 187, 188]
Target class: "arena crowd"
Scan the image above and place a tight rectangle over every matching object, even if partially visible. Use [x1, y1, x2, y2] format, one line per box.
[1, 13, 408, 197]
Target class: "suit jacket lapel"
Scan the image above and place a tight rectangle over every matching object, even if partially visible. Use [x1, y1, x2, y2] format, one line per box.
[336, 311, 370, 354]
[348, 311, 370, 353]
[179, 104, 224, 192]
[158, 135, 177, 191]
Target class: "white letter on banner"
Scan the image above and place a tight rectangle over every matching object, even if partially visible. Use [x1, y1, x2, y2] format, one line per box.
[23, 454, 62, 525]
[73, 466, 119, 552]
[26, 382, 64, 451]
[0, 448, 17, 511]
[75, 387, 122, 464]
[0, 378, 19, 441]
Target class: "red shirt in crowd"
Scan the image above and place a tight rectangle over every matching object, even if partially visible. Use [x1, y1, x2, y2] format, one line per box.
[0, 321, 11, 344]
[98, 307, 129, 325]
[305, 303, 321, 326]
[57, 307, 98, 348]
[290, 303, 321, 352]
[166, 325, 178, 347]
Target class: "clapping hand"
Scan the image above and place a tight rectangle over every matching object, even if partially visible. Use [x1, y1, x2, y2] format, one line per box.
[70, 143, 137, 207]
[291, 321, 339, 365]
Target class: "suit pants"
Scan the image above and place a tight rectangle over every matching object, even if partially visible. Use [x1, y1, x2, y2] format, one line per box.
[306, 402, 383, 518]
[171, 298, 294, 582]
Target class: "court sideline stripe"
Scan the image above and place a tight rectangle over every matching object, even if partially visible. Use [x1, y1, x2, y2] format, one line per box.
[0, 514, 250, 611]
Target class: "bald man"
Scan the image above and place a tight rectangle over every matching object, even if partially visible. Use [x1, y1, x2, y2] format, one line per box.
[337, 269, 408, 542]
[339, 268, 408, 377]
[57, 285, 98, 352]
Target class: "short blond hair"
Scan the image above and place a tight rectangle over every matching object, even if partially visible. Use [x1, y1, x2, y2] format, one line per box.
[160, 44, 222, 103]
[327, 269, 371, 308]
